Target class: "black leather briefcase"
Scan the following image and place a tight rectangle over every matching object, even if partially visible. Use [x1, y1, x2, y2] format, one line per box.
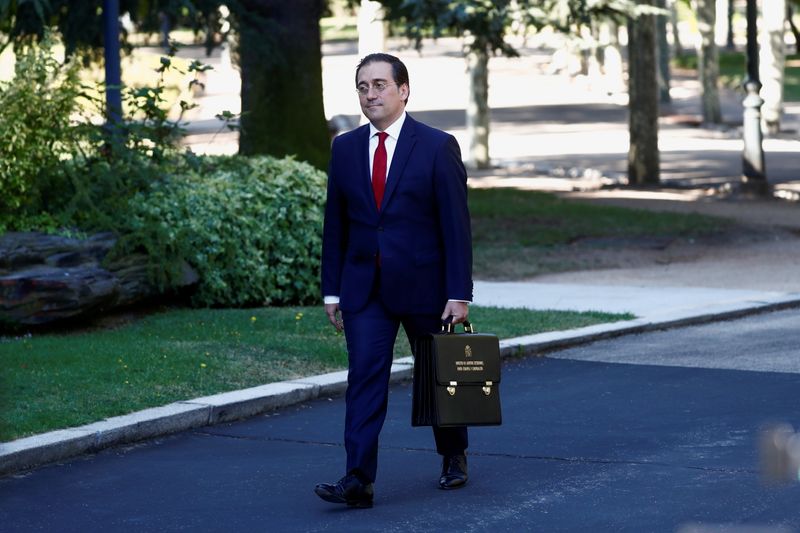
[412, 321, 502, 427]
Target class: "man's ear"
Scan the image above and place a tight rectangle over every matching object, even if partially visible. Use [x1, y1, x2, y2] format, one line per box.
[400, 84, 410, 102]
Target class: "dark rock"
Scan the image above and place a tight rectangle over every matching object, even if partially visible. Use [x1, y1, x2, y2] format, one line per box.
[0, 266, 119, 325]
[0, 232, 116, 273]
[46, 251, 86, 268]
[0, 232, 197, 327]
[105, 254, 153, 305]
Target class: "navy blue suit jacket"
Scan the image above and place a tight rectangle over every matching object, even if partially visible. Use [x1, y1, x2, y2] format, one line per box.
[321, 114, 472, 315]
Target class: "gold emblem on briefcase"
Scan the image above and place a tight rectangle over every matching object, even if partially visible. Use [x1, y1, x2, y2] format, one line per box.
[465, 345, 472, 357]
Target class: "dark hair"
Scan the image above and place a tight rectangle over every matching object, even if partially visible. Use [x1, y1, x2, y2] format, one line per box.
[355, 53, 409, 103]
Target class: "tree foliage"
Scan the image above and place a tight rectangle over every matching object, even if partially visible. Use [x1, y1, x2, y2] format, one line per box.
[1, 0, 330, 168]
[375, 0, 660, 56]
[0, 31, 82, 230]
[0, 0, 225, 58]
[369, 0, 661, 170]
[0, 32, 206, 233]
[1, 0, 136, 57]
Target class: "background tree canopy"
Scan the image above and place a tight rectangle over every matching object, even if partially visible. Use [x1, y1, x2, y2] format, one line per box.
[0, 0, 330, 169]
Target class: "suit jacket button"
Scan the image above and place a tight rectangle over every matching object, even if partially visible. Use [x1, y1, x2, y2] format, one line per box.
[377, 227, 384, 232]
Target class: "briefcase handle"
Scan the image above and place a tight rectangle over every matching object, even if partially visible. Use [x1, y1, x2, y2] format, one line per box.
[441, 318, 475, 334]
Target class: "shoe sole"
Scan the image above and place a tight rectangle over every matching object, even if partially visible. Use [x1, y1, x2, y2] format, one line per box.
[438, 479, 468, 490]
[314, 487, 373, 508]
[347, 499, 374, 509]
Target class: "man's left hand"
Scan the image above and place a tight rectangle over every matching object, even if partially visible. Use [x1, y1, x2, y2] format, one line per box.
[441, 301, 469, 324]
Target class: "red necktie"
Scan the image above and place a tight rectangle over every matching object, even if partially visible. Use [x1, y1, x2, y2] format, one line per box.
[372, 132, 388, 210]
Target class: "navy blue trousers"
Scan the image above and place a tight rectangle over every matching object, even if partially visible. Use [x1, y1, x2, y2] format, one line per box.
[341, 295, 469, 483]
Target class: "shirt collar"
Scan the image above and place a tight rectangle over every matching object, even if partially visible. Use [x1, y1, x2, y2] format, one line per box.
[369, 111, 407, 140]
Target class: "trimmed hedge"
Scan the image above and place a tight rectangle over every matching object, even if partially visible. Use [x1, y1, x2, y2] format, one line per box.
[125, 155, 327, 307]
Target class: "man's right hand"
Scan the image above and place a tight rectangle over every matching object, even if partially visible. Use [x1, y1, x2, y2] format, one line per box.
[325, 302, 343, 332]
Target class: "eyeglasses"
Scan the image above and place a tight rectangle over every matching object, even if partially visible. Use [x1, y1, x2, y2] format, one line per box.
[356, 81, 396, 96]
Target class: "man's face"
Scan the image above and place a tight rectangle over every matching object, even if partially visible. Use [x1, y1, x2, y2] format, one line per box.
[356, 61, 408, 131]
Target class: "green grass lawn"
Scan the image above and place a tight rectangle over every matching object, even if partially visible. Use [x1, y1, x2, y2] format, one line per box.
[674, 51, 800, 102]
[469, 188, 731, 279]
[0, 305, 630, 442]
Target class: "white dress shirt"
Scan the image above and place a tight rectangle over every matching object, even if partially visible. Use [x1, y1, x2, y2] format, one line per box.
[367, 112, 406, 183]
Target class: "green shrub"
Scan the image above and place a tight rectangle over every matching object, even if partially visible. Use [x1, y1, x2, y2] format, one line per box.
[0, 34, 214, 235]
[56, 148, 184, 238]
[0, 33, 83, 232]
[55, 53, 206, 235]
[123, 155, 327, 307]
[0, 36, 325, 309]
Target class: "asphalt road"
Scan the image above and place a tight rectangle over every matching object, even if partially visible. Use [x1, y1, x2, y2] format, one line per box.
[2, 309, 800, 532]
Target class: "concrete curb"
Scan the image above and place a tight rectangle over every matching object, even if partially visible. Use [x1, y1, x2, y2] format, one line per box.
[2, 294, 799, 478]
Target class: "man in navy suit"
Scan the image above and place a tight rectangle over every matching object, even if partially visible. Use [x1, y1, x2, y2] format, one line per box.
[314, 53, 473, 508]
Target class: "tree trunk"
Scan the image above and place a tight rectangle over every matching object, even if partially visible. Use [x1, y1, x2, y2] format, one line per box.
[670, 0, 685, 58]
[726, 0, 736, 49]
[627, 11, 660, 186]
[656, 0, 672, 104]
[158, 11, 171, 53]
[789, 5, 800, 55]
[466, 47, 490, 169]
[692, 0, 723, 124]
[233, 0, 330, 170]
[760, 0, 787, 135]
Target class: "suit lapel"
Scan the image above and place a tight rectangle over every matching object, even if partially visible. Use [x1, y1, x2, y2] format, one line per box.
[380, 115, 416, 213]
[355, 125, 378, 216]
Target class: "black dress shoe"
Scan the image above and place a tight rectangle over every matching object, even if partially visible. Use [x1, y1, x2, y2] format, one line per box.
[439, 454, 468, 490]
[314, 473, 374, 508]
